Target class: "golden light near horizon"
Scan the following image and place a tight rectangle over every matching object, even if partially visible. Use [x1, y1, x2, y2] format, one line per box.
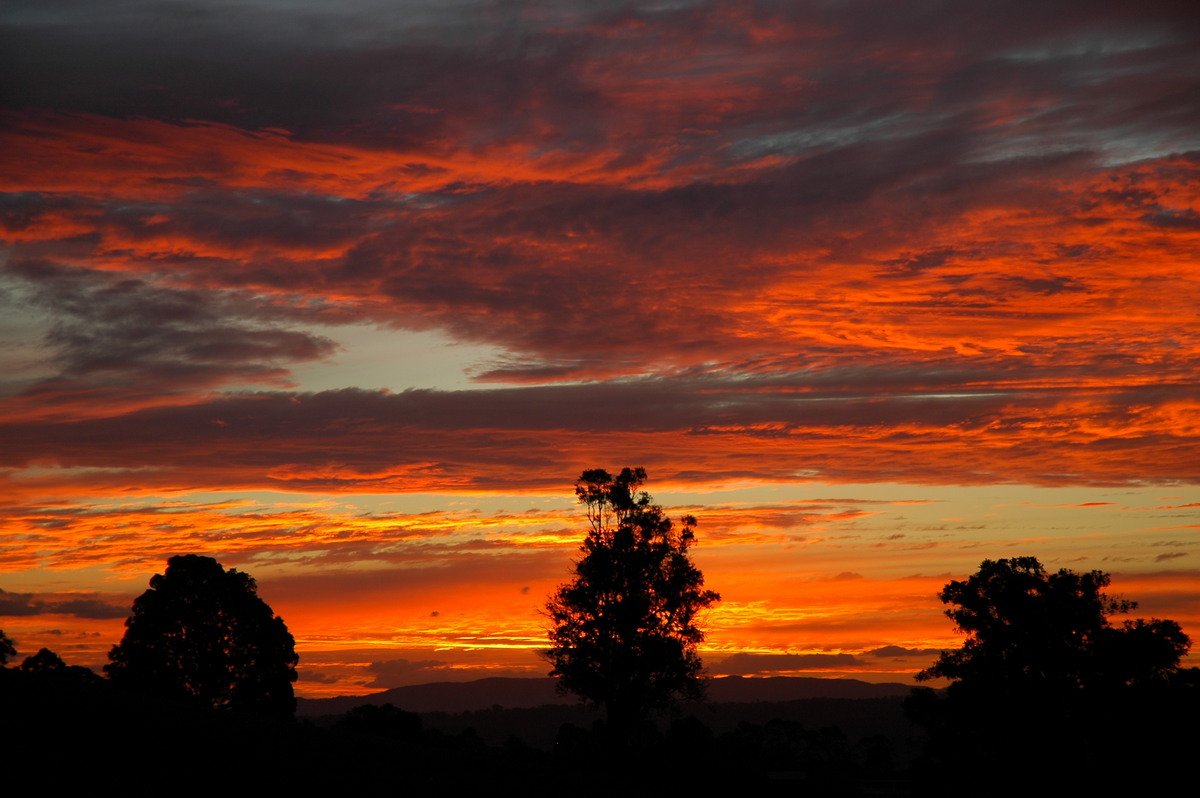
[4, 478, 1194, 695]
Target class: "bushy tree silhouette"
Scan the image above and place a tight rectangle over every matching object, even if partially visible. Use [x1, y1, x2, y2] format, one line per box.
[916, 556, 1188, 689]
[106, 554, 298, 717]
[18, 646, 102, 684]
[908, 557, 1193, 795]
[545, 467, 720, 742]
[21, 647, 70, 672]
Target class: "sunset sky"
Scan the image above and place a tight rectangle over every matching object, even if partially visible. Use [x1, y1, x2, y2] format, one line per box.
[2, 0, 1198, 698]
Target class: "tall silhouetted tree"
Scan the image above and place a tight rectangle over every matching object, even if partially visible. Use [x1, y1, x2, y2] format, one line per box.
[545, 467, 720, 743]
[106, 554, 298, 717]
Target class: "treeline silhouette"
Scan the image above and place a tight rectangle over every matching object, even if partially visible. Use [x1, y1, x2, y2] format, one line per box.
[3, 552, 1197, 795]
[2, 653, 912, 795]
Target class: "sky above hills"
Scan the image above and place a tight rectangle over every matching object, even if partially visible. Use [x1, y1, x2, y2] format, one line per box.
[1, 0, 1197, 696]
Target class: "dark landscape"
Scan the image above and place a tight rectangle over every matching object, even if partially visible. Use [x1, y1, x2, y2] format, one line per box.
[6, 669, 925, 796]
[298, 675, 918, 750]
[10, 663, 1196, 796]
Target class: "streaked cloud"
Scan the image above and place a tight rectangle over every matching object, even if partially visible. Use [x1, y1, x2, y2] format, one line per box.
[0, 588, 127, 619]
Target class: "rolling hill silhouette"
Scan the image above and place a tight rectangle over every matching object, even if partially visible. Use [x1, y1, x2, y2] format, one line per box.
[297, 674, 912, 716]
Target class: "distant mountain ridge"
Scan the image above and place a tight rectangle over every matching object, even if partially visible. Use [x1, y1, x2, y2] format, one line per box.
[296, 675, 913, 717]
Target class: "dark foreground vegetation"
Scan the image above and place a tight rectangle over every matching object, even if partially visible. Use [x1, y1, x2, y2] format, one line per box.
[7, 659, 1196, 796]
[4, 664, 922, 796]
[903, 556, 1200, 796]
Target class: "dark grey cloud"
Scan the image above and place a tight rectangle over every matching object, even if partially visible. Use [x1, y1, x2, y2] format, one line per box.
[1, 373, 1196, 491]
[2, 259, 337, 405]
[367, 657, 451, 688]
[867, 645, 943, 659]
[0, 588, 127, 619]
[0, 588, 40, 616]
[3, 1, 1196, 379]
[5, 1, 1194, 153]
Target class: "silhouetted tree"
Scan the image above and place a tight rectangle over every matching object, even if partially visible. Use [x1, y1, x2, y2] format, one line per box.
[106, 554, 298, 717]
[545, 467, 720, 744]
[0, 629, 15, 665]
[908, 556, 1192, 795]
[18, 646, 102, 684]
[916, 556, 1188, 690]
[21, 647, 69, 672]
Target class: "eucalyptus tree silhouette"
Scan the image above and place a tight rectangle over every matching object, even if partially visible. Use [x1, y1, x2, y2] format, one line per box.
[545, 467, 720, 743]
[106, 554, 298, 717]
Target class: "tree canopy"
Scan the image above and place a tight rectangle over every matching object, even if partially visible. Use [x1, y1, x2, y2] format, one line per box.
[545, 467, 720, 739]
[21, 647, 71, 673]
[916, 556, 1189, 690]
[106, 554, 298, 717]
